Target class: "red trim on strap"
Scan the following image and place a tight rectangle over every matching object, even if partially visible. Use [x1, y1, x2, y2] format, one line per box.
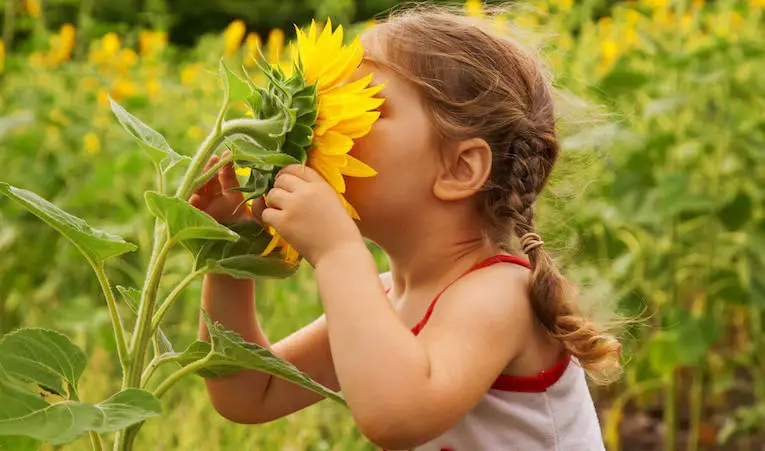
[490, 353, 571, 392]
[411, 255, 531, 336]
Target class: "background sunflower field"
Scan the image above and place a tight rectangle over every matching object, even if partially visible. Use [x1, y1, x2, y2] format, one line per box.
[1, 0, 764, 449]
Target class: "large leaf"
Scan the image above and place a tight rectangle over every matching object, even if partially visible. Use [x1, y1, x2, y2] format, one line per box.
[0, 329, 87, 398]
[109, 98, 189, 172]
[144, 191, 239, 253]
[177, 313, 344, 404]
[0, 366, 46, 451]
[0, 388, 161, 445]
[0, 183, 137, 263]
[116, 286, 174, 354]
[194, 220, 299, 279]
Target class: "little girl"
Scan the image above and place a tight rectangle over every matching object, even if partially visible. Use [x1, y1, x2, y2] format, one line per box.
[191, 7, 621, 450]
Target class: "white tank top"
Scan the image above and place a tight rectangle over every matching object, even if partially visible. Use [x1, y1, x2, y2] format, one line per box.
[388, 255, 606, 451]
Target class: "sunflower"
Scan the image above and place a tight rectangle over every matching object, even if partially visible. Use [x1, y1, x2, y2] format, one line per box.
[251, 19, 384, 263]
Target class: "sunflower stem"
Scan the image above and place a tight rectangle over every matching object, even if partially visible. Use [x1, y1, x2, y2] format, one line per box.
[191, 153, 234, 194]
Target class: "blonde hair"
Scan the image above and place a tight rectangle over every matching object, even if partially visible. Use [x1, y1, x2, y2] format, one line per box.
[367, 5, 622, 383]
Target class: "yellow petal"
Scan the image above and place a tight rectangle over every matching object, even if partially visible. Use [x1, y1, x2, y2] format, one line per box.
[332, 112, 381, 139]
[311, 155, 346, 193]
[314, 130, 354, 155]
[261, 232, 281, 257]
[341, 195, 360, 220]
[317, 38, 364, 91]
[341, 155, 378, 177]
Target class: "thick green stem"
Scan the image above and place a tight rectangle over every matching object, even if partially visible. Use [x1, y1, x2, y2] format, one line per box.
[175, 118, 284, 200]
[125, 237, 171, 389]
[191, 153, 234, 194]
[151, 268, 206, 331]
[153, 355, 210, 399]
[92, 263, 129, 377]
[89, 431, 104, 451]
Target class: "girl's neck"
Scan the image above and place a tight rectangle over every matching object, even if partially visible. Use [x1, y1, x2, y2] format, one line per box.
[383, 222, 500, 298]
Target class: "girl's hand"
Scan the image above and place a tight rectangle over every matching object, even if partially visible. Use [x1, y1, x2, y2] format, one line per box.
[262, 165, 364, 266]
[188, 150, 264, 225]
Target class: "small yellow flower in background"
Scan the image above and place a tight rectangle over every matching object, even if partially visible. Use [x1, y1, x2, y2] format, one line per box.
[186, 125, 204, 141]
[679, 13, 694, 33]
[26, 0, 41, 18]
[147, 78, 161, 99]
[118, 49, 138, 70]
[47, 23, 76, 66]
[139, 30, 167, 57]
[554, 0, 573, 11]
[267, 29, 285, 64]
[102, 33, 121, 57]
[625, 9, 642, 26]
[751, 0, 765, 7]
[111, 79, 138, 101]
[84, 132, 101, 155]
[244, 32, 261, 66]
[598, 37, 619, 76]
[465, 0, 484, 18]
[224, 19, 246, 58]
[97, 89, 110, 108]
[623, 28, 640, 47]
[642, 0, 669, 9]
[180, 62, 203, 86]
[693, 0, 706, 9]
[0, 39, 4, 74]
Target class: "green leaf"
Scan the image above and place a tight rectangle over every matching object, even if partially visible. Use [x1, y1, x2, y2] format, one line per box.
[195, 221, 299, 279]
[0, 183, 137, 263]
[116, 286, 174, 354]
[655, 173, 716, 217]
[0, 388, 161, 445]
[204, 255, 299, 279]
[597, 66, 650, 94]
[144, 192, 239, 253]
[109, 98, 189, 173]
[0, 366, 46, 451]
[718, 192, 752, 231]
[286, 124, 314, 148]
[219, 60, 253, 105]
[226, 136, 300, 167]
[0, 329, 87, 398]
[647, 331, 681, 376]
[181, 312, 344, 404]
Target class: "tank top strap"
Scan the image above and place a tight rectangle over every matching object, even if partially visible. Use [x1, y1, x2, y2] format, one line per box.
[411, 254, 531, 336]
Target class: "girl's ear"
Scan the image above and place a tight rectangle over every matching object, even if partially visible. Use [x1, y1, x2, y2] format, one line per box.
[433, 138, 492, 201]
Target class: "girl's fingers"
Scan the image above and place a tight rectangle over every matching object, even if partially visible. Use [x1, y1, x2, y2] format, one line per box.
[202, 156, 222, 196]
[265, 187, 290, 210]
[219, 160, 240, 191]
[188, 193, 208, 210]
[250, 197, 267, 223]
[273, 173, 302, 193]
[261, 207, 284, 228]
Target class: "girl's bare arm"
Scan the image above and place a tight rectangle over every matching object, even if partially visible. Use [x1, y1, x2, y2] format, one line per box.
[199, 271, 392, 424]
